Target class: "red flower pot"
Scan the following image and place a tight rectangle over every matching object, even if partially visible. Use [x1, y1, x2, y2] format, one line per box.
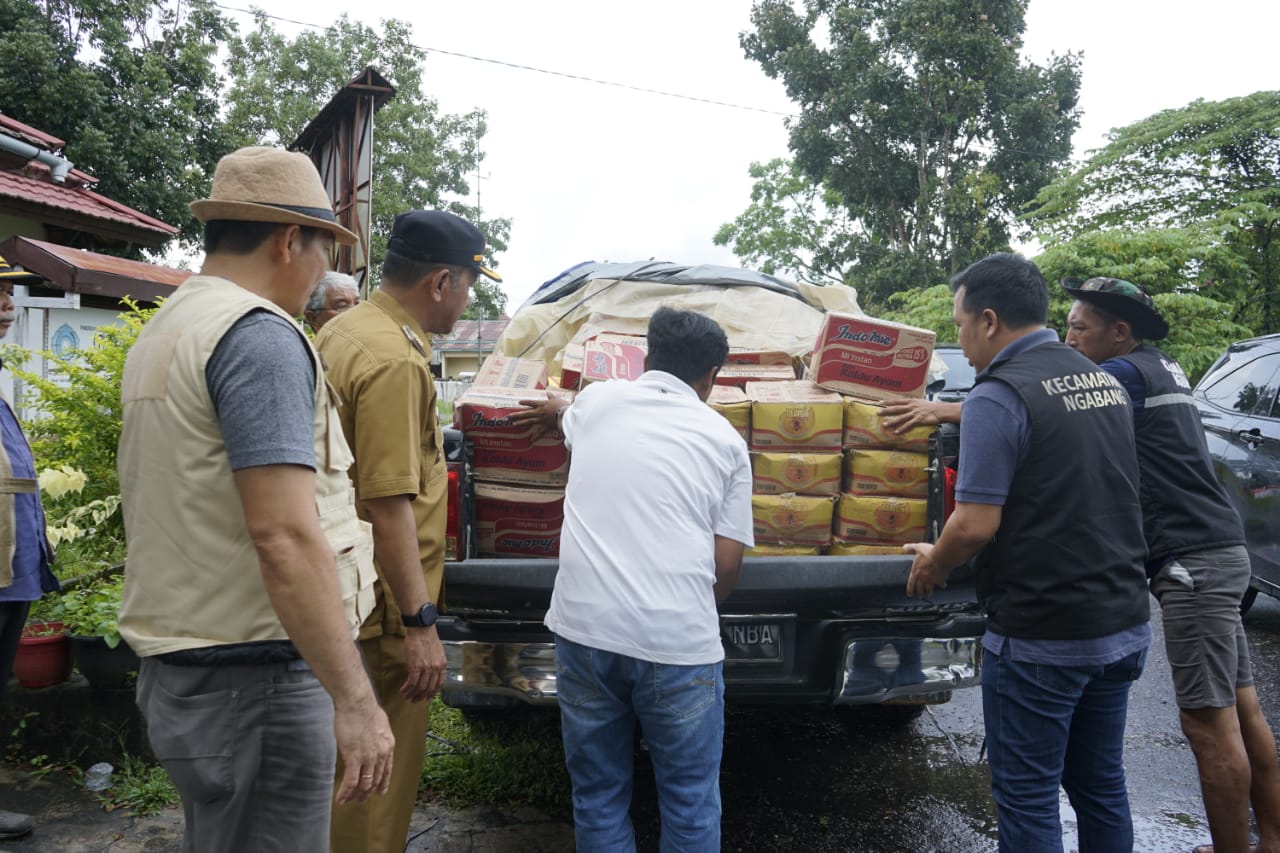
[13, 621, 72, 688]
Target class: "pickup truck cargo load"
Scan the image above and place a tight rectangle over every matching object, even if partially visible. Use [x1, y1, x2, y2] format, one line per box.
[438, 261, 982, 721]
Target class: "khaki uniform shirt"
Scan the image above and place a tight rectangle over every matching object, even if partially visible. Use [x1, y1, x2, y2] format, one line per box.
[316, 289, 448, 639]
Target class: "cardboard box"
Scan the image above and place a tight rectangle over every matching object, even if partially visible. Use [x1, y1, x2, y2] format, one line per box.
[745, 543, 823, 557]
[581, 334, 647, 384]
[810, 313, 936, 400]
[833, 495, 927, 544]
[454, 389, 571, 486]
[474, 482, 564, 557]
[558, 343, 584, 390]
[716, 363, 797, 388]
[474, 356, 547, 391]
[843, 397, 933, 452]
[708, 385, 750, 442]
[843, 449, 930, 498]
[748, 380, 844, 453]
[828, 540, 911, 557]
[752, 452, 842, 497]
[727, 348, 794, 366]
[751, 494, 836, 546]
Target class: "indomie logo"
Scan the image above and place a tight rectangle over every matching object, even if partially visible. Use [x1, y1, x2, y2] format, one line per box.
[833, 324, 897, 348]
[470, 412, 515, 429]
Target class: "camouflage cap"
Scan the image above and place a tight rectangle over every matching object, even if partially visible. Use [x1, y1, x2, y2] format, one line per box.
[1061, 276, 1169, 341]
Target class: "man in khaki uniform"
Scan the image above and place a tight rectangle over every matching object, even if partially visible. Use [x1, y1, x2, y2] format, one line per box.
[317, 209, 501, 853]
[117, 146, 394, 851]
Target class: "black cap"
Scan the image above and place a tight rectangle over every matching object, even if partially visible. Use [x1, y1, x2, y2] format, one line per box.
[386, 210, 501, 282]
[0, 254, 40, 282]
[1061, 276, 1169, 341]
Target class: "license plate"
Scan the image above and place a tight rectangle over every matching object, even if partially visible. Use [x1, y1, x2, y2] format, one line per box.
[722, 622, 782, 661]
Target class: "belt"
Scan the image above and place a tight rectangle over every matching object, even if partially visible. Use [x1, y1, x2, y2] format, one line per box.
[155, 640, 302, 667]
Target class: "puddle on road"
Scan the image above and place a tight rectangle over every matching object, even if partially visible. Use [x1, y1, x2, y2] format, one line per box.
[1058, 793, 1207, 853]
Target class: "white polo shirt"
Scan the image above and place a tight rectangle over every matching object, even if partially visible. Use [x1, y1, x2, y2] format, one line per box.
[544, 370, 754, 665]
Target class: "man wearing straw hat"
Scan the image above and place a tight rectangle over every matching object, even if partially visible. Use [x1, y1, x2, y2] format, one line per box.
[118, 146, 394, 851]
[0, 256, 59, 841]
[1064, 277, 1280, 853]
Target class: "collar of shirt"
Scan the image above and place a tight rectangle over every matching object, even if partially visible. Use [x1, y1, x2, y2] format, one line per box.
[636, 370, 699, 399]
[368, 288, 431, 354]
[986, 327, 1059, 372]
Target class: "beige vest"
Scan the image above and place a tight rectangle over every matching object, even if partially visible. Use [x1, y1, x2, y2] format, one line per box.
[117, 276, 376, 656]
[0, 397, 38, 588]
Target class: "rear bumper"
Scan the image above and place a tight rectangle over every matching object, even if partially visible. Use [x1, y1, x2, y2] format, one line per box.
[439, 618, 983, 710]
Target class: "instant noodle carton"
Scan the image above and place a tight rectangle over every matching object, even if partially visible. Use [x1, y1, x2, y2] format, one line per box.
[828, 540, 911, 557]
[843, 397, 932, 452]
[727, 348, 794, 366]
[708, 385, 750, 442]
[810, 313, 935, 401]
[747, 380, 843, 452]
[473, 356, 547, 391]
[746, 543, 823, 557]
[454, 388, 571, 486]
[474, 482, 564, 557]
[833, 495, 927, 544]
[581, 334, 647, 384]
[843, 449, 929, 498]
[716, 363, 797, 388]
[752, 452, 842, 497]
[558, 343, 584, 389]
[751, 494, 836, 546]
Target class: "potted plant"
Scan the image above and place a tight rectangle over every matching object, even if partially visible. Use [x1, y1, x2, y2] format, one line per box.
[58, 574, 138, 689]
[12, 620, 71, 688]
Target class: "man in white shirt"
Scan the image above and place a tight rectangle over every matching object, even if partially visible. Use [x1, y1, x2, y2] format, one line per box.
[516, 307, 754, 853]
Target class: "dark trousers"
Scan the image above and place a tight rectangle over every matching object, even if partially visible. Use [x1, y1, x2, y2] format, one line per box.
[0, 600, 31, 703]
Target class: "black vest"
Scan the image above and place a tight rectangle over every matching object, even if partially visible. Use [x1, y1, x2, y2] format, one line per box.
[1116, 346, 1244, 572]
[974, 341, 1149, 640]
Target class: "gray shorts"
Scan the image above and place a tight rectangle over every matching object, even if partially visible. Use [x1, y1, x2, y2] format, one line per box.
[1149, 544, 1254, 710]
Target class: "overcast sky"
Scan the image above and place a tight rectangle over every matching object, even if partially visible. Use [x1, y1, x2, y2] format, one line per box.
[244, 0, 1280, 311]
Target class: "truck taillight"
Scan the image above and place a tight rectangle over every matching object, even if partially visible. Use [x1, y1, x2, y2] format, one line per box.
[445, 465, 462, 562]
[943, 464, 957, 522]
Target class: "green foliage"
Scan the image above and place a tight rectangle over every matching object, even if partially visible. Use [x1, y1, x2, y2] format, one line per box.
[422, 700, 571, 814]
[1025, 91, 1280, 335]
[100, 752, 179, 816]
[0, 0, 236, 247]
[43, 574, 126, 647]
[881, 284, 956, 341]
[223, 12, 509, 317]
[736, 0, 1081, 307]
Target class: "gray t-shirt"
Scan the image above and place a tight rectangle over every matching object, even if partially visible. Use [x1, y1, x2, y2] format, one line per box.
[205, 310, 316, 471]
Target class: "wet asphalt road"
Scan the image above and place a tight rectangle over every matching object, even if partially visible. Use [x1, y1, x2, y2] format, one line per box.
[626, 593, 1280, 852]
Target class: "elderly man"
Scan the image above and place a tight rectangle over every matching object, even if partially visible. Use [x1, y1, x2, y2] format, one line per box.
[0, 257, 59, 841]
[317, 210, 501, 853]
[117, 146, 393, 851]
[304, 270, 361, 333]
[1064, 277, 1280, 853]
[904, 254, 1151, 853]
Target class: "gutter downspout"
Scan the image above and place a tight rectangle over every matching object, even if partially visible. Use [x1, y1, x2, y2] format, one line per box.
[0, 134, 73, 183]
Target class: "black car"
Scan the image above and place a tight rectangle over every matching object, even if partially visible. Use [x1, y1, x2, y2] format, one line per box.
[930, 343, 976, 401]
[1192, 333, 1280, 612]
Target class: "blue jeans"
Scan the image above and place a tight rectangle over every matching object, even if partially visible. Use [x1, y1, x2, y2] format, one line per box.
[983, 647, 1147, 853]
[555, 636, 724, 853]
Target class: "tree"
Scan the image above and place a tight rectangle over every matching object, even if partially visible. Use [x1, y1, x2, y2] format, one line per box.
[223, 13, 509, 318]
[736, 0, 1081, 310]
[1025, 91, 1280, 336]
[0, 0, 234, 248]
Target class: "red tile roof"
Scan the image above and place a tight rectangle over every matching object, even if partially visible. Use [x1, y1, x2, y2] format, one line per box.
[0, 168, 176, 245]
[433, 317, 511, 351]
[0, 114, 64, 149]
[0, 236, 190, 302]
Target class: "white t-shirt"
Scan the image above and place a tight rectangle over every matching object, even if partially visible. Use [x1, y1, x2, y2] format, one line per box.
[544, 370, 754, 665]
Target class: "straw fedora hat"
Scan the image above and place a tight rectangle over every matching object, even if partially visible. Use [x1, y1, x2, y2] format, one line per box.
[190, 147, 358, 245]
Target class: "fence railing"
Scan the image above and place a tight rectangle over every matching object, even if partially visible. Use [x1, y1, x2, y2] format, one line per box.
[436, 379, 471, 404]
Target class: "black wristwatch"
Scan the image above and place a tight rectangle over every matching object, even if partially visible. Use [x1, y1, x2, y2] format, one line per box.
[401, 602, 438, 628]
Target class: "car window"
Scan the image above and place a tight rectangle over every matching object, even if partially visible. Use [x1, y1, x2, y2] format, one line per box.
[1202, 353, 1280, 416]
[936, 349, 975, 391]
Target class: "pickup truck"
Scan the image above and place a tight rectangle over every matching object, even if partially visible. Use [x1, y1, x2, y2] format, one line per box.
[435, 263, 984, 721]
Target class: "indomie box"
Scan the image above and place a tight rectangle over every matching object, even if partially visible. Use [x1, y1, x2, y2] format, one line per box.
[752, 452, 842, 497]
[473, 356, 547, 391]
[834, 495, 927, 544]
[748, 380, 843, 453]
[581, 334, 647, 383]
[708, 385, 750, 442]
[727, 348, 794, 366]
[828, 540, 910, 557]
[811, 313, 936, 401]
[716, 363, 796, 388]
[746, 543, 823, 557]
[454, 389, 571, 486]
[558, 343, 584, 389]
[474, 482, 564, 557]
[751, 494, 836, 546]
[843, 397, 932, 452]
[843, 449, 929, 498]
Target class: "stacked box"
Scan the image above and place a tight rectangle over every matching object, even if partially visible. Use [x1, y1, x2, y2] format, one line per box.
[752, 452, 841, 497]
[747, 380, 843, 453]
[581, 333, 647, 384]
[454, 389, 571, 486]
[843, 397, 932, 452]
[843, 448, 929, 499]
[746, 543, 822, 557]
[558, 344, 584, 390]
[708, 385, 750, 442]
[828, 541, 909, 557]
[727, 348, 794, 366]
[752, 493, 836, 547]
[810, 313, 936, 401]
[473, 356, 547, 391]
[474, 482, 564, 557]
[833, 495, 927, 544]
[717, 363, 796, 388]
